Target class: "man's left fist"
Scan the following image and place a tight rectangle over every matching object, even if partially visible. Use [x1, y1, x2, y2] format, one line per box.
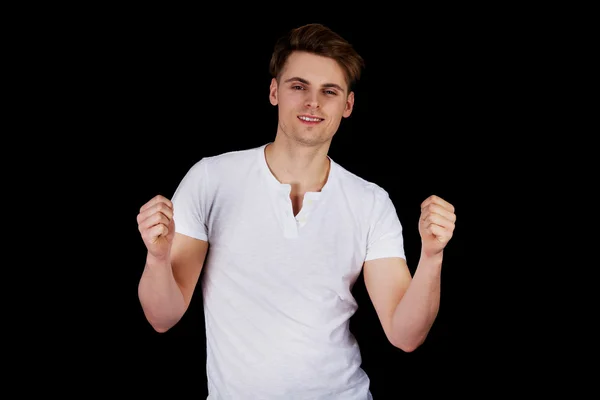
[419, 195, 456, 257]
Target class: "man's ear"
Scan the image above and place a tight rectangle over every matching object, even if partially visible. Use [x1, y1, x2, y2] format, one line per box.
[343, 91, 355, 118]
[269, 78, 278, 106]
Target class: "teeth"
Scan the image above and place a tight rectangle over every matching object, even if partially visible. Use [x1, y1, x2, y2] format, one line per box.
[299, 116, 322, 122]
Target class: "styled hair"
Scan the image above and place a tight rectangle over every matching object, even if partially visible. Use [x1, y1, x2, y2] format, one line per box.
[269, 23, 365, 92]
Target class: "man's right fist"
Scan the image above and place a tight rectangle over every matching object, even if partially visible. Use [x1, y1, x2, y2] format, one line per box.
[137, 195, 175, 260]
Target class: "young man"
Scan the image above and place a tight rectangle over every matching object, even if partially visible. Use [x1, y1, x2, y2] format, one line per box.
[137, 23, 456, 399]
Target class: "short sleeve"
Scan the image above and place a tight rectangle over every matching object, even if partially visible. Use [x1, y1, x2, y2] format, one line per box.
[171, 158, 209, 241]
[365, 189, 406, 262]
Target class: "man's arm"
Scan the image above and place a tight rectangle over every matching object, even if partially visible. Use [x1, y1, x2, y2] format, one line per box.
[363, 195, 456, 352]
[364, 253, 442, 352]
[138, 232, 208, 333]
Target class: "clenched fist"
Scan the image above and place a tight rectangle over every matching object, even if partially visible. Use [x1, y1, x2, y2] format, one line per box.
[137, 195, 175, 260]
[419, 195, 456, 257]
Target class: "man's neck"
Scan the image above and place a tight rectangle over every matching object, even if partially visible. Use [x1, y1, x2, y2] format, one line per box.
[265, 136, 331, 193]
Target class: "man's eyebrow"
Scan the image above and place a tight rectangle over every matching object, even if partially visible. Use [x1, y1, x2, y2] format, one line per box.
[284, 77, 345, 93]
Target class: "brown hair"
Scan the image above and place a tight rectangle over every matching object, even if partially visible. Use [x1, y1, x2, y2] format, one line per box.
[269, 23, 365, 92]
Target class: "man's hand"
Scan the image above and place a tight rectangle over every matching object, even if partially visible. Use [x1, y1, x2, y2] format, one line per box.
[418, 195, 456, 257]
[137, 195, 175, 261]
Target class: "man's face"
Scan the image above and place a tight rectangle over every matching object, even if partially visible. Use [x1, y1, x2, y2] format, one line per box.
[269, 51, 354, 147]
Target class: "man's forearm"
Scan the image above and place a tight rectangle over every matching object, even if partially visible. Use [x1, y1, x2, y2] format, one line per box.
[391, 251, 443, 351]
[138, 254, 186, 332]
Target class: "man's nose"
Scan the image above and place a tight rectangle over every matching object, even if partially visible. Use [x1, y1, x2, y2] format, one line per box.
[305, 92, 320, 109]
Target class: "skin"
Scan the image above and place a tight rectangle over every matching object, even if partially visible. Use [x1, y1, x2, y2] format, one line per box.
[137, 50, 457, 352]
[266, 51, 354, 214]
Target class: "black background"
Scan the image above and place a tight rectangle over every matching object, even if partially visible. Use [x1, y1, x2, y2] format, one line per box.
[62, 8, 539, 398]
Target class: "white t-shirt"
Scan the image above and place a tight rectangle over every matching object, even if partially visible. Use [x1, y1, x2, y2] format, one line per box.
[172, 144, 406, 399]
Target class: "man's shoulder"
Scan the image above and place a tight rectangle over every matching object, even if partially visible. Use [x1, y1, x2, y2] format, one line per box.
[333, 159, 390, 201]
[332, 161, 399, 226]
[181, 144, 264, 179]
[178, 144, 264, 186]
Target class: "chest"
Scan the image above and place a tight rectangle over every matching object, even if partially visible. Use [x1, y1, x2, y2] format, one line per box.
[206, 186, 368, 286]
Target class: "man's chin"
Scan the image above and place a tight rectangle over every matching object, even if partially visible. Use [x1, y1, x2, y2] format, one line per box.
[292, 133, 331, 147]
